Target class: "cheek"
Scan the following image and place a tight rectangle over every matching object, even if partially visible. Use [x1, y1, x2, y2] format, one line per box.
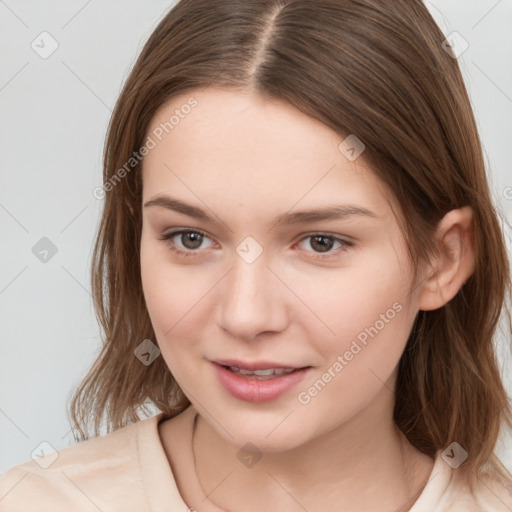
[140, 235, 217, 371]
[140, 260, 200, 382]
[295, 250, 412, 347]
[140, 235, 189, 337]
[141, 265, 205, 346]
[297, 250, 415, 395]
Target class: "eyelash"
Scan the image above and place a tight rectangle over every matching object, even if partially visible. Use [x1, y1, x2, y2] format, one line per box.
[158, 229, 354, 260]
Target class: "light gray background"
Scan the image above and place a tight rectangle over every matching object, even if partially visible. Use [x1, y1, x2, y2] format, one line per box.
[1, 0, 511, 475]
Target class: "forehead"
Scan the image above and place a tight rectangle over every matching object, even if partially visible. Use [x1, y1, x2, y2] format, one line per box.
[142, 88, 394, 220]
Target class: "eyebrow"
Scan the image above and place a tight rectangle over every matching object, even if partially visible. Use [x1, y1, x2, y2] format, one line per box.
[143, 194, 378, 227]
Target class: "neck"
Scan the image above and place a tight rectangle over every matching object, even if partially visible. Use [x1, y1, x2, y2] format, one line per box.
[192, 386, 434, 512]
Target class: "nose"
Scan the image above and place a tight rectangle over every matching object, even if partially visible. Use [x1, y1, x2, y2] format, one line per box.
[216, 246, 289, 341]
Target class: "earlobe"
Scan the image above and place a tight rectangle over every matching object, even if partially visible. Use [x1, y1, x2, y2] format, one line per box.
[418, 206, 475, 311]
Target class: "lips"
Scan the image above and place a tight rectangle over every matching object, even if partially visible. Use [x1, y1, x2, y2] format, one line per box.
[211, 361, 312, 402]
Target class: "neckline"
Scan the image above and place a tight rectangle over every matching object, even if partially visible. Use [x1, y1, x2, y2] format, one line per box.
[140, 406, 452, 512]
[188, 411, 235, 512]
[409, 454, 450, 511]
[137, 410, 192, 511]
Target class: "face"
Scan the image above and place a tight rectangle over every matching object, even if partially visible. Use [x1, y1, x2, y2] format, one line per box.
[140, 87, 423, 451]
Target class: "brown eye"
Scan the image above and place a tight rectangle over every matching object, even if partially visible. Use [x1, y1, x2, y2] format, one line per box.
[179, 231, 204, 249]
[159, 229, 214, 257]
[296, 233, 354, 259]
[309, 235, 335, 253]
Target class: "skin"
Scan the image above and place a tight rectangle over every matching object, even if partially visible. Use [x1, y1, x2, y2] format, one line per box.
[140, 87, 475, 511]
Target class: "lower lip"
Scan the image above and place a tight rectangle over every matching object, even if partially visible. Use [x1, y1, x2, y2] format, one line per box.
[212, 363, 311, 403]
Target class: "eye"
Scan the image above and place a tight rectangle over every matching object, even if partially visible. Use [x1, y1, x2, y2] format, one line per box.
[158, 229, 354, 260]
[295, 233, 354, 260]
[159, 229, 215, 257]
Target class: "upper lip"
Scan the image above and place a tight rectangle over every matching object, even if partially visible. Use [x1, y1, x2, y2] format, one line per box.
[212, 359, 309, 371]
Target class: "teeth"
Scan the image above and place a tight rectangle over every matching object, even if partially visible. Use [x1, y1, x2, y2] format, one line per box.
[246, 368, 274, 376]
[271, 368, 296, 376]
[228, 366, 296, 378]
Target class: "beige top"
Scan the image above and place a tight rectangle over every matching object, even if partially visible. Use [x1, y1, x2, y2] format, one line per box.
[1, 404, 511, 511]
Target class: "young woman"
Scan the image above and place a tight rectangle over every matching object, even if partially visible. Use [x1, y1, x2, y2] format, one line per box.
[1, 1, 511, 510]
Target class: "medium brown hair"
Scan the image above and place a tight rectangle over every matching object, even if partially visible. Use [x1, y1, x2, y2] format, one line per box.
[69, 0, 512, 484]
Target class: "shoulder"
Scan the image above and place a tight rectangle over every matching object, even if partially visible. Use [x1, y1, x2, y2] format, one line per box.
[414, 451, 512, 512]
[466, 458, 512, 512]
[0, 413, 165, 511]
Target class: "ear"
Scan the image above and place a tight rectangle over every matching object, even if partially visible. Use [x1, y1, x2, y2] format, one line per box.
[418, 206, 475, 311]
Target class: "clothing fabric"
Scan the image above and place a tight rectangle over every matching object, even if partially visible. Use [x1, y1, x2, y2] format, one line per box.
[1, 405, 511, 511]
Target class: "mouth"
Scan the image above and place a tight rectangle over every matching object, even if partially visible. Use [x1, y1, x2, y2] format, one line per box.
[211, 358, 311, 379]
[218, 364, 306, 380]
[211, 361, 312, 402]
